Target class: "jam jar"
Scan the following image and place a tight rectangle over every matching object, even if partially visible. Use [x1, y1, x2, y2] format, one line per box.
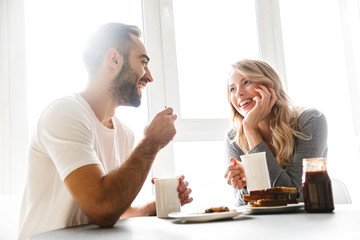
[302, 158, 334, 213]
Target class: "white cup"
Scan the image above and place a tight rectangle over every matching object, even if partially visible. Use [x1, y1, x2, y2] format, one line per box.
[240, 152, 271, 192]
[154, 178, 181, 218]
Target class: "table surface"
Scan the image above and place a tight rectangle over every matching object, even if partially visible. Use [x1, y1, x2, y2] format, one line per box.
[31, 204, 360, 240]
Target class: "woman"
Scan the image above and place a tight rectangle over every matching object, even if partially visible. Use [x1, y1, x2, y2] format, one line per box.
[223, 59, 328, 206]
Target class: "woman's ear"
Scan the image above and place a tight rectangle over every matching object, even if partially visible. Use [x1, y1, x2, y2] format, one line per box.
[107, 48, 124, 70]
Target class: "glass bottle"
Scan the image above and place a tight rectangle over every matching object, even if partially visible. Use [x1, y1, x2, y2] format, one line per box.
[302, 158, 334, 213]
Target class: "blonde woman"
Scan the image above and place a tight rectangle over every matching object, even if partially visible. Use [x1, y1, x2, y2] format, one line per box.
[223, 59, 328, 206]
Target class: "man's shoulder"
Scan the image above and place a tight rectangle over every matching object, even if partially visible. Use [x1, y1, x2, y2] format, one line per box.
[43, 94, 88, 116]
[45, 94, 83, 110]
[38, 94, 93, 127]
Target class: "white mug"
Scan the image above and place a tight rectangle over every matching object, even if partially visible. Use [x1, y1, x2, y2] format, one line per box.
[154, 178, 181, 218]
[240, 152, 271, 192]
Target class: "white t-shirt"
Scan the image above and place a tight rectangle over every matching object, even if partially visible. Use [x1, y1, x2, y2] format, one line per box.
[18, 93, 135, 240]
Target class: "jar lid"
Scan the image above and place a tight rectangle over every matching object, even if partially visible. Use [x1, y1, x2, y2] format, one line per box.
[302, 158, 327, 171]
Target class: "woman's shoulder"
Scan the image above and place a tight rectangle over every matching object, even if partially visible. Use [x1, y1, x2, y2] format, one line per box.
[225, 128, 237, 141]
[297, 107, 327, 126]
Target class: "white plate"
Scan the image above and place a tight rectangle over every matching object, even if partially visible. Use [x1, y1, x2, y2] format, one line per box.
[244, 202, 304, 214]
[168, 210, 243, 222]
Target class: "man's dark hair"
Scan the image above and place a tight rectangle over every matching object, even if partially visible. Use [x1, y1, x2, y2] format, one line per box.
[82, 23, 141, 77]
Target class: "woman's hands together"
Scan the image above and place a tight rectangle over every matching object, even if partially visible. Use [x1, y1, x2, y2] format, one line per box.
[224, 157, 246, 190]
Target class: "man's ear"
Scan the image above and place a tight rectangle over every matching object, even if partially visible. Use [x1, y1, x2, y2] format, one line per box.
[107, 48, 124, 70]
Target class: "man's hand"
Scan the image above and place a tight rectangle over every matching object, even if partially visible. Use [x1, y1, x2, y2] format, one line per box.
[143, 107, 177, 151]
[177, 175, 193, 206]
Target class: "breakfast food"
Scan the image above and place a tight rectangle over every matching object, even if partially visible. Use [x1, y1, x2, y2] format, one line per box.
[244, 187, 299, 207]
[248, 198, 299, 207]
[205, 206, 229, 213]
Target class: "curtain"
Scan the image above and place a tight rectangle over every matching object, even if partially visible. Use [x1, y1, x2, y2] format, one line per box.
[0, 0, 27, 194]
[340, 0, 360, 136]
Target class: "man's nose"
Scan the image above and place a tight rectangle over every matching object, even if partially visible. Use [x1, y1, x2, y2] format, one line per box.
[144, 67, 153, 82]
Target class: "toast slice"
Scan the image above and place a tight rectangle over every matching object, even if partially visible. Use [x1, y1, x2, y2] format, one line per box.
[244, 187, 299, 207]
[248, 198, 299, 207]
[249, 187, 297, 195]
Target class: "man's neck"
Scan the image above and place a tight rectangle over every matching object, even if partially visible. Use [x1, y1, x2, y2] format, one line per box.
[80, 88, 116, 129]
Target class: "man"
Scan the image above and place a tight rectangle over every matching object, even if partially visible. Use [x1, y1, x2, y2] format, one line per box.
[18, 23, 192, 240]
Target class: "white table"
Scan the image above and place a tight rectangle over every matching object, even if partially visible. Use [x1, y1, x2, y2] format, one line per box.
[31, 204, 360, 240]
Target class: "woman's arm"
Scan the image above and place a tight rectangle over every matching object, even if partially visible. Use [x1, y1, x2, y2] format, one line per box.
[249, 109, 328, 198]
[224, 129, 248, 206]
[225, 109, 328, 203]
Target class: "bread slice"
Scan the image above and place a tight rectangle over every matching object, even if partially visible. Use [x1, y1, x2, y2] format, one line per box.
[248, 198, 299, 207]
[249, 199, 288, 207]
[249, 187, 297, 195]
[243, 187, 297, 201]
[243, 194, 275, 201]
[244, 187, 299, 207]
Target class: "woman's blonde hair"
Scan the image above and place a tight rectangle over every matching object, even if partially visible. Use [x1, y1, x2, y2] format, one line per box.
[227, 59, 308, 167]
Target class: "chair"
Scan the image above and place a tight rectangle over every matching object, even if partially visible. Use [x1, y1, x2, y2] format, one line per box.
[331, 178, 352, 204]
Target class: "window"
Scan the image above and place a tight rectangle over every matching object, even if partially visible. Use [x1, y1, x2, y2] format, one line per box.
[172, 0, 259, 119]
[279, 0, 360, 203]
[0, 0, 27, 194]
[144, 0, 360, 207]
[172, 0, 259, 210]
[173, 141, 235, 209]
[2, 0, 360, 207]
[144, 0, 260, 210]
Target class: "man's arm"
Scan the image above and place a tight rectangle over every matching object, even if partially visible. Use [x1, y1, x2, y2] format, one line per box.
[120, 202, 156, 219]
[64, 108, 177, 227]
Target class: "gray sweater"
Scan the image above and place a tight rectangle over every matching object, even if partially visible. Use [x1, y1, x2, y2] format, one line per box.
[225, 108, 328, 206]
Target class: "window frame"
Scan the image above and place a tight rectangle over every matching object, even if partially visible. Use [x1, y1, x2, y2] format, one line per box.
[0, 0, 27, 194]
[142, 0, 287, 176]
[338, 0, 360, 137]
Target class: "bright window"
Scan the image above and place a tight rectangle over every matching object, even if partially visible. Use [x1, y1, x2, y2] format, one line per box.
[279, 0, 360, 201]
[168, 0, 259, 210]
[174, 141, 235, 211]
[172, 0, 259, 119]
[146, 0, 360, 207]
[19, 0, 360, 207]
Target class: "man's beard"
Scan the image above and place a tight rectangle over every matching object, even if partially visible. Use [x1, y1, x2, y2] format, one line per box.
[111, 60, 141, 107]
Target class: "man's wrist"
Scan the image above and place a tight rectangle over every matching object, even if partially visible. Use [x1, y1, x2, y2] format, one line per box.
[143, 201, 156, 216]
[138, 138, 162, 155]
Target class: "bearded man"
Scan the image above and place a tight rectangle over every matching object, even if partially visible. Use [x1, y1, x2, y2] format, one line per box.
[18, 23, 192, 240]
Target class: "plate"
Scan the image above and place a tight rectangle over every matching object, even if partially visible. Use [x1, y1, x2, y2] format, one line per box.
[244, 202, 304, 214]
[168, 210, 243, 222]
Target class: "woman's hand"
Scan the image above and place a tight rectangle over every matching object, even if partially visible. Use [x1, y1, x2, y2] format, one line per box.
[224, 157, 246, 189]
[242, 84, 278, 149]
[243, 84, 277, 129]
[177, 175, 193, 206]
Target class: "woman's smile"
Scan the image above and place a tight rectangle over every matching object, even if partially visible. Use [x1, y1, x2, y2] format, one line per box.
[239, 98, 253, 108]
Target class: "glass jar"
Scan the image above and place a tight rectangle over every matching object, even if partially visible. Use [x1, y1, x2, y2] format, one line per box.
[302, 158, 334, 213]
